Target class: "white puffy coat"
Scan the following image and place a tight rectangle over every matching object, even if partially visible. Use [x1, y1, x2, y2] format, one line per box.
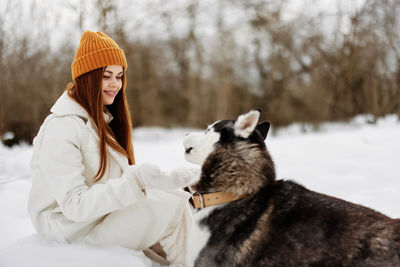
[28, 92, 192, 265]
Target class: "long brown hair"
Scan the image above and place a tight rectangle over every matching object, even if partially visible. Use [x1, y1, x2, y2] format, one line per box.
[66, 67, 135, 181]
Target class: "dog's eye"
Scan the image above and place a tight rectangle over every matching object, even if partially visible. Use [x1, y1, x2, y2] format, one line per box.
[204, 128, 210, 135]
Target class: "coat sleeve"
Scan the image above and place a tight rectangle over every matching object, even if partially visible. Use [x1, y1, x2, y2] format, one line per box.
[37, 116, 145, 222]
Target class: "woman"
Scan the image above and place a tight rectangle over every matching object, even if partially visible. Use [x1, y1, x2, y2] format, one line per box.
[28, 31, 196, 266]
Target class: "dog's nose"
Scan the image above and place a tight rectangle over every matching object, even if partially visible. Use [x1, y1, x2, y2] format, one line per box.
[185, 133, 189, 136]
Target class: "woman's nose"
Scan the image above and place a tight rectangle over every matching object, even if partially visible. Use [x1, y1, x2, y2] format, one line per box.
[110, 77, 119, 86]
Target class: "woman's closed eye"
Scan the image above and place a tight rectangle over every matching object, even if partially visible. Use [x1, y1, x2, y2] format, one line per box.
[103, 76, 122, 80]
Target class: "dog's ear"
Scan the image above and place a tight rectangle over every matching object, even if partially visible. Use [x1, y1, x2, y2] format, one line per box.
[234, 110, 260, 138]
[256, 121, 270, 140]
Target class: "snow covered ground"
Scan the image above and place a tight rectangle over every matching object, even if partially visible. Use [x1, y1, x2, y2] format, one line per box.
[0, 115, 399, 266]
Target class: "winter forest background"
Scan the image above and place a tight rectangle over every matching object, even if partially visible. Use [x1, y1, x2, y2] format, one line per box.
[1, 0, 400, 145]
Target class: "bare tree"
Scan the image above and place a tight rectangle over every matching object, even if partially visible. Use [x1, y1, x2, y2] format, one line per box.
[1, 0, 399, 144]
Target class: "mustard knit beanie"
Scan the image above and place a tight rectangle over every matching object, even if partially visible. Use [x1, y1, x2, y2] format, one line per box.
[71, 31, 127, 80]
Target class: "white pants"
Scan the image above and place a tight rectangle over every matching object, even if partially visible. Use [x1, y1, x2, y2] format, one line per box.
[83, 189, 193, 266]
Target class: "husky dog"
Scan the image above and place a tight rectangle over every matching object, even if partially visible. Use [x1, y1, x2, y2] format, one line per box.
[183, 110, 400, 267]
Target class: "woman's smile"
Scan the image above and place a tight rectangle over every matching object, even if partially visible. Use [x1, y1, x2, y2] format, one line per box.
[103, 90, 118, 96]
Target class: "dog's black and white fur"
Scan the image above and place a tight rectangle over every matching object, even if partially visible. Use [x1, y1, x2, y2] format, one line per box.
[183, 110, 400, 267]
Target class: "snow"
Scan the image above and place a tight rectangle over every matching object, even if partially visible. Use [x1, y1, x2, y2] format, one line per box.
[0, 235, 151, 267]
[0, 115, 399, 266]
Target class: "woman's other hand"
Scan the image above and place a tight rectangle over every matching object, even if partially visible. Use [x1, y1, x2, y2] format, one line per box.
[134, 163, 200, 189]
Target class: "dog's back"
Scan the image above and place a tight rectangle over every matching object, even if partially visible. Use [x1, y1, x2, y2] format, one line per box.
[195, 180, 400, 266]
[184, 110, 400, 267]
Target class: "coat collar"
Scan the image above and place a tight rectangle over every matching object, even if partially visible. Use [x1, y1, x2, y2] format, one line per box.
[50, 91, 113, 123]
[50, 91, 128, 170]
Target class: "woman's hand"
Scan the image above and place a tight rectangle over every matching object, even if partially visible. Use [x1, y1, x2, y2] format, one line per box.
[134, 163, 200, 189]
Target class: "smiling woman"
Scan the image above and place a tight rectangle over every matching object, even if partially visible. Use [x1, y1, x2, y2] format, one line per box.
[66, 63, 133, 181]
[27, 30, 196, 267]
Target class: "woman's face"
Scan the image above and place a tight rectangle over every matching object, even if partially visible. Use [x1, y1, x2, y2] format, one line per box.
[102, 65, 123, 105]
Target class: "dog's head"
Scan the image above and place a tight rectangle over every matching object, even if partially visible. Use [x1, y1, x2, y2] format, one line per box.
[183, 110, 275, 195]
